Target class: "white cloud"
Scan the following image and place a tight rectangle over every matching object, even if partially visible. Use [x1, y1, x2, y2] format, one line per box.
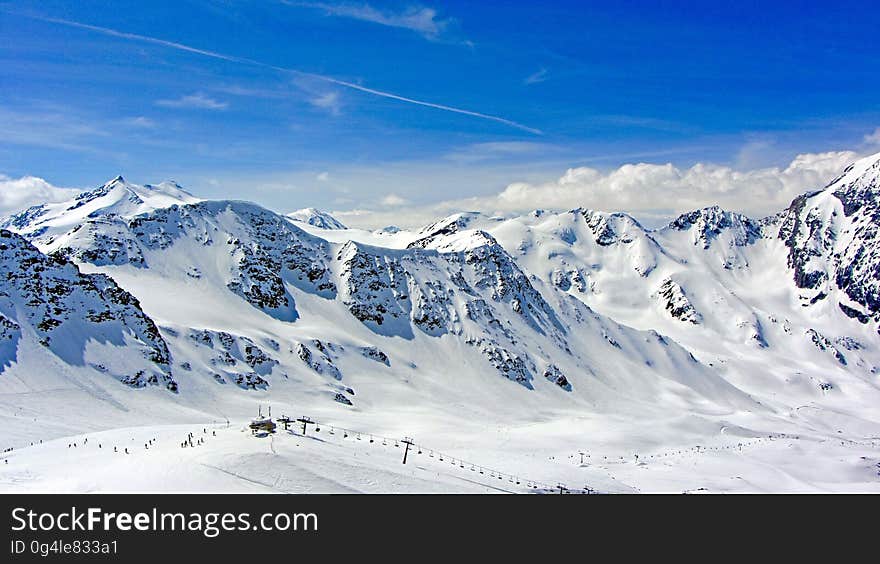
[156, 93, 228, 110]
[483, 150, 859, 219]
[316, 171, 330, 182]
[381, 193, 408, 206]
[0, 175, 80, 217]
[865, 127, 880, 145]
[293, 2, 451, 39]
[309, 91, 342, 115]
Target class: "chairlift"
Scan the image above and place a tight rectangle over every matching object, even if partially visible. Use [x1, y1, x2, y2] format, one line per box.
[344, 431, 349, 439]
[357, 434, 362, 440]
[382, 439, 387, 446]
[417, 448, 422, 454]
[394, 441, 399, 447]
[370, 436, 374, 443]
[329, 428, 335, 435]
[315, 426, 321, 432]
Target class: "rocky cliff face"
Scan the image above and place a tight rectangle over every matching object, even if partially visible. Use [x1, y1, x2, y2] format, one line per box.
[0, 229, 174, 389]
[776, 154, 880, 325]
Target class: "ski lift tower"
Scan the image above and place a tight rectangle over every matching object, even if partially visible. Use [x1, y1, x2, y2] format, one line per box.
[278, 415, 293, 431]
[401, 437, 415, 464]
[296, 416, 315, 436]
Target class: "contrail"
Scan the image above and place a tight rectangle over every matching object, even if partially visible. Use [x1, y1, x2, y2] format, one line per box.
[25, 14, 543, 135]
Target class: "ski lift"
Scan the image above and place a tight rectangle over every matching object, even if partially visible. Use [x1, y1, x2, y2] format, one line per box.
[429, 450, 434, 457]
[357, 434, 362, 440]
[344, 431, 349, 439]
[329, 427, 335, 435]
[382, 439, 387, 446]
[460, 462, 464, 468]
[370, 436, 374, 443]
[439, 455, 444, 461]
[394, 441, 399, 447]
[516, 480, 520, 485]
[417, 448, 422, 454]
[479, 469, 484, 474]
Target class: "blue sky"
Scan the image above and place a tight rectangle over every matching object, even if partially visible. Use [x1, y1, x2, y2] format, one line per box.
[2, 0, 880, 226]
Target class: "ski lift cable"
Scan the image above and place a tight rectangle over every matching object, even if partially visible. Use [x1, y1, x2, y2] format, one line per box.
[304, 416, 588, 493]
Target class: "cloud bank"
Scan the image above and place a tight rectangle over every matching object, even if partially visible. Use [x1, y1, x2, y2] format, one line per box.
[333, 150, 864, 229]
[0, 175, 80, 216]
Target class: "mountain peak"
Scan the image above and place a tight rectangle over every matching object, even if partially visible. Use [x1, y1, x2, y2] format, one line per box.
[287, 208, 347, 230]
[826, 152, 880, 216]
[2, 177, 199, 242]
[666, 206, 761, 249]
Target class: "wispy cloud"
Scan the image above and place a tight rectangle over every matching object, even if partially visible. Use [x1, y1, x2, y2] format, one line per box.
[524, 68, 548, 85]
[122, 116, 157, 128]
[156, 93, 228, 110]
[290, 2, 452, 40]
[445, 141, 557, 163]
[865, 127, 880, 145]
[309, 91, 342, 115]
[23, 14, 539, 134]
[0, 105, 111, 155]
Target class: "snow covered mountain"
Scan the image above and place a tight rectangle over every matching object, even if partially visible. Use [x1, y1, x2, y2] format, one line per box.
[3, 153, 880, 493]
[0, 229, 173, 389]
[1, 175, 199, 247]
[287, 207, 347, 230]
[775, 155, 880, 324]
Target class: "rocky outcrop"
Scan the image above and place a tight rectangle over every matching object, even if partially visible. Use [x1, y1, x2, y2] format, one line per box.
[0, 229, 174, 389]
